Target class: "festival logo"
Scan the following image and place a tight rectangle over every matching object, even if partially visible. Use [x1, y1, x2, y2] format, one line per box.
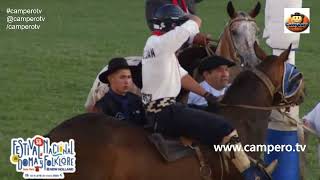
[284, 8, 310, 34]
[10, 135, 76, 179]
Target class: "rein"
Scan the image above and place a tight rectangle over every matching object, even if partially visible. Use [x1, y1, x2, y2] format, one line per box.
[205, 43, 215, 56]
[219, 68, 294, 111]
[279, 110, 320, 139]
[219, 102, 295, 111]
[250, 68, 278, 99]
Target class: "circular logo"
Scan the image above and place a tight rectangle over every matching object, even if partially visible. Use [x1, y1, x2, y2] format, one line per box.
[34, 137, 44, 146]
[285, 12, 310, 32]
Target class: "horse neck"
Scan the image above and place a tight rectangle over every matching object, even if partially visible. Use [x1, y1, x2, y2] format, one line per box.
[219, 72, 273, 152]
[221, 72, 273, 107]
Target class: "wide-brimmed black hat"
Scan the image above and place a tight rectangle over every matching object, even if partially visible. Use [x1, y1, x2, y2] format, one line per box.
[98, 57, 130, 84]
[198, 55, 236, 75]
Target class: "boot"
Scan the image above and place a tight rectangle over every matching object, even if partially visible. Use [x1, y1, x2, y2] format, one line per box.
[221, 130, 277, 180]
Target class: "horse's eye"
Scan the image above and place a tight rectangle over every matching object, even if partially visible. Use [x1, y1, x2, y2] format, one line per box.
[231, 29, 238, 36]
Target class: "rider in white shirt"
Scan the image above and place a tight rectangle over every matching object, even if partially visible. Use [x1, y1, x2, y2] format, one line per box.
[188, 55, 235, 106]
[142, 4, 275, 180]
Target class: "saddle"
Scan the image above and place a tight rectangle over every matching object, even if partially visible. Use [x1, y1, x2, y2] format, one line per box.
[148, 133, 195, 162]
[148, 133, 221, 180]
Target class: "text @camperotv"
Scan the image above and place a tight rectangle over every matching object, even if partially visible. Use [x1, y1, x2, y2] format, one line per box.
[7, 16, 46, 24]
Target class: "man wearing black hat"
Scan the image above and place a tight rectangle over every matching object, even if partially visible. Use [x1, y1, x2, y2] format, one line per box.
[94, 57, 146, 125]
[188, 55, 235, 107]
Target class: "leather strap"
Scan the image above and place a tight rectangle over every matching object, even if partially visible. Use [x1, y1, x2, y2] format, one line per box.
[250, 68, 276, 99]
[180, 137, 213, 180]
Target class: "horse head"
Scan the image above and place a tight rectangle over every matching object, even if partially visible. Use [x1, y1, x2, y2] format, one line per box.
[216, 1, 261, 80]
[220, 42, 305, 156]
[253, 42, 305, 106]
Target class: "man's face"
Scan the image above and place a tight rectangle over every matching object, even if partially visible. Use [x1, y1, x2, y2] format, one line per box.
[108, 69, 132, 95]
[203, 65, 230, 90]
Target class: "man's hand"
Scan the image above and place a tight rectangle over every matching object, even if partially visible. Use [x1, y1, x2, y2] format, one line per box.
[193, 33, 212, 46]
[186, 14, 202, 27]
[204, 92, 219, 105]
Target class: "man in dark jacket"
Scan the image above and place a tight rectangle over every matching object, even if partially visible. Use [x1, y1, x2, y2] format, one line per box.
[95, 57, 146, 125]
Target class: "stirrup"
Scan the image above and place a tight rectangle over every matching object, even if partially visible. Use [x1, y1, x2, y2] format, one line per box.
[248, 157, 278, 179]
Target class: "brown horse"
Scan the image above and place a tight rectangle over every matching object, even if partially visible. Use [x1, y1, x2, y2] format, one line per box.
[46, 43, 305, 180]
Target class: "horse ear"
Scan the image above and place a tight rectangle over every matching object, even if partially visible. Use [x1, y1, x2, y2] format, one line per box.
[227, 1, 236, 19]
[278, 43, 292, 62]
[254, 41, 267, 61]
[249, 2, 261, 18]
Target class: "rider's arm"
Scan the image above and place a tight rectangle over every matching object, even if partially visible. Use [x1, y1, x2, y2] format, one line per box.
[157, 17, 201, 53]
[185, 14, 202, 45]
[187, 14, 201, 27]
[181, 74, 207, 97]
[181, 74, 219, 105]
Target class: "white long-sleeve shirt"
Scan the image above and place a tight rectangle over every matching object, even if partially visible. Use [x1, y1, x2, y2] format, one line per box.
[141, 20, 199, 104]
[303, 102, 320, 135]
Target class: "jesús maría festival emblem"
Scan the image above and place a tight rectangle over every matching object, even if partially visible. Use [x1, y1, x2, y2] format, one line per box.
[10, 135, 76, 179]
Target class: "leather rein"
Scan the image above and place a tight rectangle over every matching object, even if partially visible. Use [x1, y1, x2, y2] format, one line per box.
[219, 67, 297, 111]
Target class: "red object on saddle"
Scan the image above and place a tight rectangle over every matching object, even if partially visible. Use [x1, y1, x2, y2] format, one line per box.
[152, 30, 164, 36]
[172, 0, 188, 13]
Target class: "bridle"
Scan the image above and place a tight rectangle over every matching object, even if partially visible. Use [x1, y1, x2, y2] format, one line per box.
[226, 16, 259, 69]
[249, 68, 279, 100]
[220, 66, 303, 111]
[203, 16, 258, 68]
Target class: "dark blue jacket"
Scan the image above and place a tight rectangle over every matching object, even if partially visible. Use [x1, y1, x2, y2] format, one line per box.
[95, 90, 146, 125]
